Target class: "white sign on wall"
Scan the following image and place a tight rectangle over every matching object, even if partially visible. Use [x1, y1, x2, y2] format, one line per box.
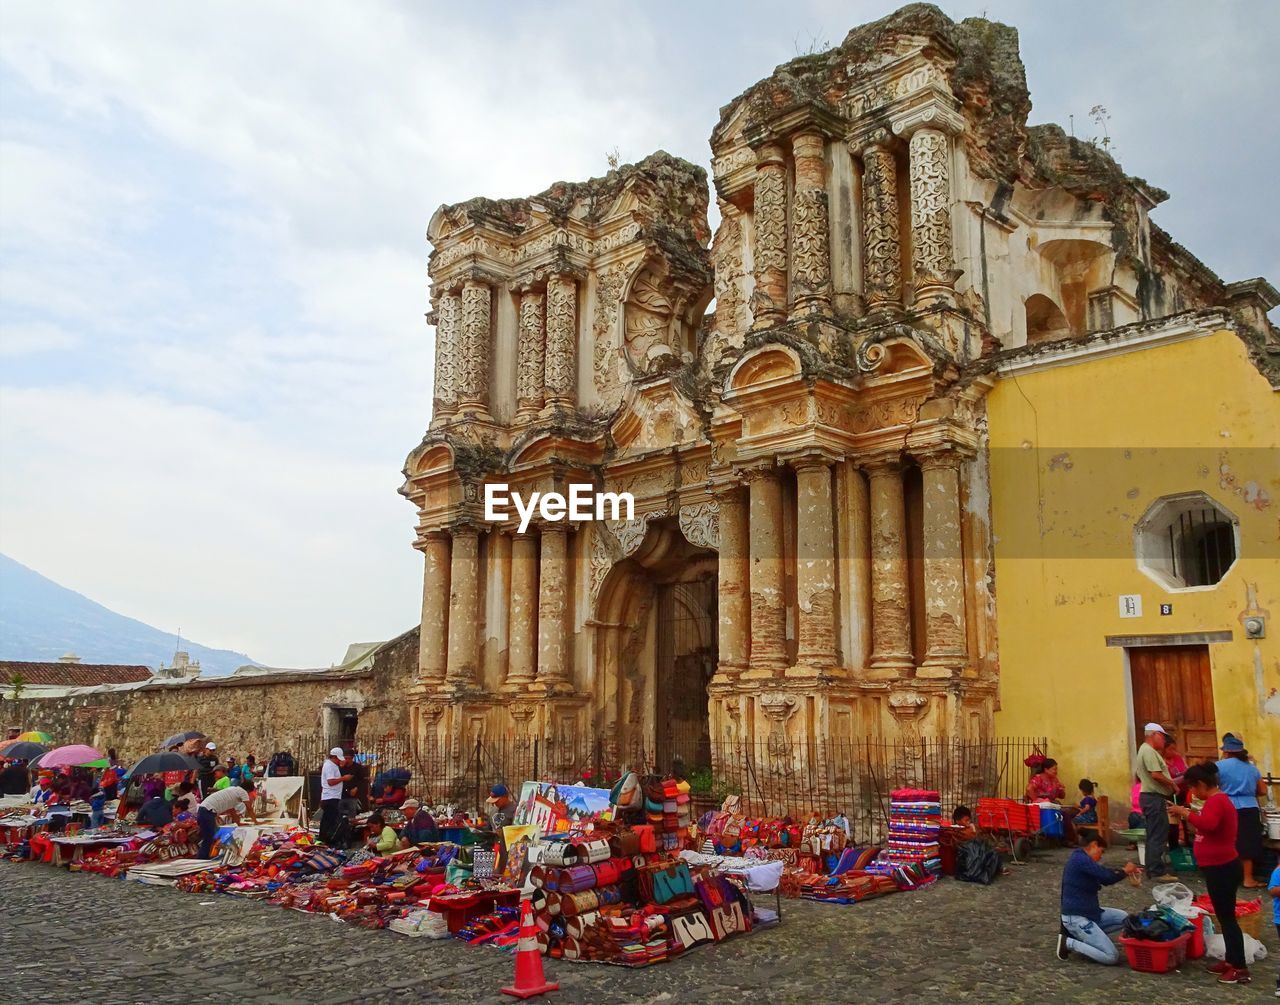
[1118, 594, 1143, 618]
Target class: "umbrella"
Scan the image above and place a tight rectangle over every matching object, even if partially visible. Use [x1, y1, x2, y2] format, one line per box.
[78, 758, 110, 769]
[159, 730, 206, 750]
[14, 730, 53, 743]
[35, 744, 103, 770]
[125, 751, 200, 778]
[0, 740, 48, 760]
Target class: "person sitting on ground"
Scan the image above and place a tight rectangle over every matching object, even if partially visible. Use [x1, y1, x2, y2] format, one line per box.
[136, 792, 174, 828]
[1215, 733, 1267, 889]
[1056, 835, 1141, 965]
[196, 780, 256, 859]
[365, 813, 398, 855]
[373, 777, 407, 809]
[1075, 779, 1098, 826]
[951, 805, 977, 841]
[1171, 762, 1250, 986]
[400, 799, 438, 848]
[210, 765, 232, 792]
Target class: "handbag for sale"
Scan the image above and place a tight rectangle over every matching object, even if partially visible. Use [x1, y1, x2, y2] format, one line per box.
[651, 862, 695, 905]
[669, 907, 715, 950]
[541, 842, 577, 867]
[560, 864, 597, 894]
[633, 825, 657, 853]
[610, 830, 641, 857]
[576, 839, 610, 865]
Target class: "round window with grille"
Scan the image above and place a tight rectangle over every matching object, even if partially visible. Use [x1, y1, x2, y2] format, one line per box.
[1135, 492, 1239, 591]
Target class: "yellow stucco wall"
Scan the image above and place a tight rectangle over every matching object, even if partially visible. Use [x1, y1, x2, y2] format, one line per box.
[988, 327, 1279, 816]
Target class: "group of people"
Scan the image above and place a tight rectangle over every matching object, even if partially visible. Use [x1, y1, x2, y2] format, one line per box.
[1058, 722, 1272, 988]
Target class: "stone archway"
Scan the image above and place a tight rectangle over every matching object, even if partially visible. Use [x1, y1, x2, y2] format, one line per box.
[591, 518, 717, 769]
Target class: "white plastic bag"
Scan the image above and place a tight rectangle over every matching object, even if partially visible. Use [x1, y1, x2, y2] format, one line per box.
[1151, 882, 1195, 916]
[1204, 932, 1268, 964]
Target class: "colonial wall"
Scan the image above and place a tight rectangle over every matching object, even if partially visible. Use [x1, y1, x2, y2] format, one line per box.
[4, 629, 419, 763]
[988, 324, 1280, 811]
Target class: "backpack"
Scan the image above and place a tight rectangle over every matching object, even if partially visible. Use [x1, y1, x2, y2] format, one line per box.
[957, 838, 1001, 885]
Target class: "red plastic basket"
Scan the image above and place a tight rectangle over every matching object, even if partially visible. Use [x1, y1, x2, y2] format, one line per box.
[1119, 932, 1191, 973]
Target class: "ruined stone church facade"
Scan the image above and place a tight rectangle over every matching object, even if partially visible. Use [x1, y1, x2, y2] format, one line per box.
[400, 5, 1277, 779]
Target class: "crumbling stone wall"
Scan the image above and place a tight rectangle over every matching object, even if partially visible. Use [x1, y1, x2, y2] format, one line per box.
[2, 628, 419, 762]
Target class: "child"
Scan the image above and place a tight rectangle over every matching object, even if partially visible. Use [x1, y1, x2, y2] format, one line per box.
[1076, 779, 1098, 825]
[951, 805, 977, 840]
[1269, 860, 1279, 997]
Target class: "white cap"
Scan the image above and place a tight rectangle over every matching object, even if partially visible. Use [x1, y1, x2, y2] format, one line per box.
[329, 747, 345, 758]
[1143, 722, 1168, 735]
[206, 742, 217, 751]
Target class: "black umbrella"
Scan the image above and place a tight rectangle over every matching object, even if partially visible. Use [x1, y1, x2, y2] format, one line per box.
[158, 730, 206, 750]
[0, 740, 48, 760]
[125, 751, 201, 778]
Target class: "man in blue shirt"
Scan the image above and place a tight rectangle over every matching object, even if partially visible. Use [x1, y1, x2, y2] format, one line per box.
[1057, 835, 1142, 964]
[1217, 733, 1266, 888]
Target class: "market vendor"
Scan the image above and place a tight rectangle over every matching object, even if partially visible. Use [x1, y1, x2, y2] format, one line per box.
[399, 799, 438, 847]
[173, 781, 200, 817]
[196, 780, 257, 859]
[1056, 835, 1140, 965]
[210, 765, 232, 792]
[486, 783, 514, 830]
[372, 775, 407, 808]
[364, 812, 398, 854]
[137, 792, 174, 827]
[1025, 758, 1078, 843]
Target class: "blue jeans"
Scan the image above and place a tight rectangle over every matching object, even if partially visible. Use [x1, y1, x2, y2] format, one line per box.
[1061, 908, 1127, 964]
[197, 807, 218, 859]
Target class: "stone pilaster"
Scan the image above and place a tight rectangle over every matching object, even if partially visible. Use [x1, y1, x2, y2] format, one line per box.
[544, 275, 577, 410]
[892, 104, 964, 306]
[515, 289, 545, 422]
[483, 529, 511, 687]
[917, 448, 968, 676]
[536, 524, 571, 690]
[743, 464, 787, 673]
[789, 132, 832, 319]
[858, 131, 902, 314]
[445, 524, 480, 686]
[458, 279, 492, 415]
[506, 532, 539, 688]
[418, 531, 450, 681]
[431, 291, 461, 422]
[712, 482, 749, 675]
[793, 456, 837, 668]
[750, 143, 788, 328]
[865, 454, 913, 674]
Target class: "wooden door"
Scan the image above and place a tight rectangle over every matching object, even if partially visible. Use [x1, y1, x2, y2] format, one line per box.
[1129, 645, 1217, 762]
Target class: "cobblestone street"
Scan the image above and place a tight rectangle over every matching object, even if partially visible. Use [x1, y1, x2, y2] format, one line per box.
[2, 848, 1272, 1004]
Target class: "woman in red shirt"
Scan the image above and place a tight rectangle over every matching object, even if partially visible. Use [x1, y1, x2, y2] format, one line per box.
[1025, 758, 1077, 843]
[1172, 762, 1248, 986]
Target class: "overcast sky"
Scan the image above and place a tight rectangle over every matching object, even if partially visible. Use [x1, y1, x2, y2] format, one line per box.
[1, 1, 1276, 668]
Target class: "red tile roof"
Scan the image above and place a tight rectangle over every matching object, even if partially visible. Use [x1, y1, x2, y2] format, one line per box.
[0, 661, 153, 687]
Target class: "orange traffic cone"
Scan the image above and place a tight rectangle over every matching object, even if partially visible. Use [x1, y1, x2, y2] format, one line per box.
[502, 898, 560, 999]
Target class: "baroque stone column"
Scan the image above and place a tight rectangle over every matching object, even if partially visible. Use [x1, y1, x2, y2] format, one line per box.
[457, 278, 492, 414]
[793, 456, 837, 668]
[482, 529, 511, 687]
[907, 128, 956, 302]
[712, 482, 749, 674]
[515, 289, 545, 422]
[865, 454, 913, 674]
[506, 532, 539, 688]
[418, 531, 450, 681]
[743, 464, 787, 673]
[445, 524, 480, 686]
[431, 290, 461, 422]
[858, 131, 902, 314]
[789, 132, 832, 318]
[536, 524, 571, 689]
[917, 448, 968, 676]
[750, 143, 788, 328]
[544, 275, 577, 410]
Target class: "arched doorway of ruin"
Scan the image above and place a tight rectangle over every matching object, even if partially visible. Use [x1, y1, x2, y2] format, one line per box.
[591, 517, 717, 774]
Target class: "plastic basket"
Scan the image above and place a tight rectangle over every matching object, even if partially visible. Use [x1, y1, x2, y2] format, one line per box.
[1119, 931, 1191, 974]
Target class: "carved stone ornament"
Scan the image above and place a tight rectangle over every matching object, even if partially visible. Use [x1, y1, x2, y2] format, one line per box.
[888, 690, 928, 720]
[623, 267, 677, 372]
[759, 692, 799, 731]
[544, 275, 576, 404]
[592, 261, 632, 410]
[907, 128, 955, 290]
[860, 140, 902, 309]
[678, 501, 720, 551]
[608, 511, 658, 557]
[434, 292, 460, 410]
[516, 290, 546, 410]
[459, 280, 492, 405]
[790, 187, 831, 301]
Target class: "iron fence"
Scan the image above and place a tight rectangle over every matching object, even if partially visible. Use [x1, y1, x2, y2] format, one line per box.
[273, 732, 1046, 842]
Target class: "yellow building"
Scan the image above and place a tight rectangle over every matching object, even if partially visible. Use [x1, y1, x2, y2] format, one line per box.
[990, 315, 1280, 815]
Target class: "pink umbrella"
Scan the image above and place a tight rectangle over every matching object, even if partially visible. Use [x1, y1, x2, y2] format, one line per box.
[36, 744, 103, 769]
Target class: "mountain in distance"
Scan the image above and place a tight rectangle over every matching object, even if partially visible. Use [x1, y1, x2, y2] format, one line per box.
[0, 553, 257, 676]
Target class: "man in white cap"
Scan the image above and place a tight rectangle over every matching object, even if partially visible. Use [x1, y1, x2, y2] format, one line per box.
[1135, 722, 1179, 881]
[319, 746, 352, 845]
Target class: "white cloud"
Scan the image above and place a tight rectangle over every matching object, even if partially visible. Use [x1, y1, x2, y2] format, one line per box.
[0, 319, 79, 355]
